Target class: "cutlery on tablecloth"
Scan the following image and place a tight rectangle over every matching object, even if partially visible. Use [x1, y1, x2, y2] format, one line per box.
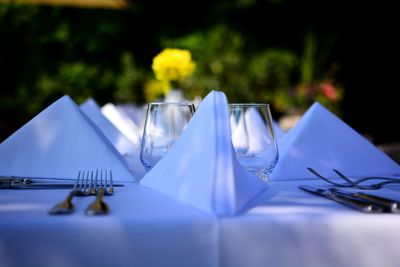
[48, 170, 92, 215]
[0, 177, 74, 189]
[307, 167, 400, 190]
[299, 185, 384, 213]
[85, 169, 114, 216]
[49, 170, 114, 215]
[330, 188, 400, 213]
[0, 176, 123, 189]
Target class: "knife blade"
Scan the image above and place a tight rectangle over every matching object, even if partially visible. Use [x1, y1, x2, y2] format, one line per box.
[0, 183, 75, 189]
[299, 185, 384, 213]
[331, 188, 400, 213]
[0, 177, 124, 189]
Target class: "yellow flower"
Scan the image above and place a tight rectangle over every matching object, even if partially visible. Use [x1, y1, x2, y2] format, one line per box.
[144, 80, 170, 101]
[152, 48, 196, 82]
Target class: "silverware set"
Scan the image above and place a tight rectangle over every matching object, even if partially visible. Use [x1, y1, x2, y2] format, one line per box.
[48, 169, 114, 216]
[302, 167, 400, 213]
[4, 165, 398, 214]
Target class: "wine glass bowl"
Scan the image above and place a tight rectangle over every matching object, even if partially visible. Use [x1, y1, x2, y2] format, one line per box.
[140, 102, 195, 172]
[229, 103, 279, 181]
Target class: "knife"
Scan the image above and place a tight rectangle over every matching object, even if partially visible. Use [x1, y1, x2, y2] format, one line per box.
[0, 177, 124, 189]
[299, 185, 384, 213]
[331, 188, 400, 213]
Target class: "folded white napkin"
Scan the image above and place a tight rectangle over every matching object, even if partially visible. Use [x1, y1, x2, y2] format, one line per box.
[0, 96, 136, 182]
[140, 91, 267, 216]
[80, 99, 146, 180]
[270, 102, 400, 180]
[273, 121, 286, 139]
[101, 103, 141, 147]
[115, 104, 146, 132]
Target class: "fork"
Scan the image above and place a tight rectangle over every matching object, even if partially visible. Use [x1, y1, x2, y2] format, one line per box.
[307, 167, 400, 190]
[48, 170, 93, 215]
[85, 169, 113, 215]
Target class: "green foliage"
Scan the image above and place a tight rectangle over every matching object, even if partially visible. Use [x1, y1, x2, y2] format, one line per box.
[0, 4, 140, 138]
[161, 25, 299, 109]
[248, 49, 298, 105]
[300, 33, 316, 84]
[0, 1, 344, 140]
[114, 52, 147, 103]
[161, 25, 250, 100]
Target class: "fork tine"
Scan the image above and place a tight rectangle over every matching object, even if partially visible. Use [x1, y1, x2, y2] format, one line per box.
[104, 169, 108, 193]
[332, 169, 356, 185]
[87, 171, 94, 195]
[74, 170, 86, 196]
[109, 170, 114, 195]
[307, 167, 351, 187]
[80, 170, 84, 194]
[74, 170, 81, 191]
[332, 169, 370, 190]
[100, 169, 104, 190]
[86, 170, 90, 193]
[78, 170, 87, 192]
[95, 169, 99, 194]
[103, 169, 113, 195]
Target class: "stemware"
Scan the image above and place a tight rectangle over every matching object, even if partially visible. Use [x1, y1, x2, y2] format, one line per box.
[229, 103, 279, 181]
[140, 102, 195, 172]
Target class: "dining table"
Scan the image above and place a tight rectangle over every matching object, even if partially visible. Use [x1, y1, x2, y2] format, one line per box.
[1, 91, 400, 267]
[2, 178, 400, 267]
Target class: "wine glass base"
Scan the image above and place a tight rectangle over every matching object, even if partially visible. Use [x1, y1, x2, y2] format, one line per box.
[252, 172, 268, 181]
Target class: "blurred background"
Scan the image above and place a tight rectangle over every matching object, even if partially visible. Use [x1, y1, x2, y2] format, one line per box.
[0, 0, 399, 156]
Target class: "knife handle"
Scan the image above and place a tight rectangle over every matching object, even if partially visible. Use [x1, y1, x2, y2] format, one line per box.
[331, 189, 398, 213]
[329, 193, 384, 213]
[355, 193, 399, 213]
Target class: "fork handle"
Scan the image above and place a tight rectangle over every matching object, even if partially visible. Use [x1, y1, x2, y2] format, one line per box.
[96, 187, 105, 200]
[67, 190, 78, 202]
[85, 188, 109, 215]
[57, 190, 76, 207]
[48, 190, 77, 215]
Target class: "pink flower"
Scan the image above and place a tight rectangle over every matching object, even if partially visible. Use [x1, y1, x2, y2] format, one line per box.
[320, 82, 338, 101]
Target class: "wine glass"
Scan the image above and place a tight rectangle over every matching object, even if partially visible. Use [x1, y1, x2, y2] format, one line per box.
[140, 102, 195, 172]
[229, 103, 279, 181]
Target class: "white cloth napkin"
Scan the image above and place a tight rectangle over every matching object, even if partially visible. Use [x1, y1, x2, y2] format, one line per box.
[140, 91, 267, 216]
[273, 121, 286, 139]
[80, 99, 146, 180]
[101, 103, 141, 147]
[115, 104, 146, 133]
[0, 96, 136, 182]
[270, 102, 400, 180]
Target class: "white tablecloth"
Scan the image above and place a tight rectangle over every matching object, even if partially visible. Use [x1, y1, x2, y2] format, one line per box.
[1, 180, 400, 267]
